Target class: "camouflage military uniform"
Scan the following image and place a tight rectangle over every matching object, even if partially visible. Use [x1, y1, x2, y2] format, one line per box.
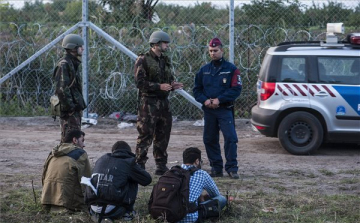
[53, 53, 86, 142]
[134, 50, 174, 168]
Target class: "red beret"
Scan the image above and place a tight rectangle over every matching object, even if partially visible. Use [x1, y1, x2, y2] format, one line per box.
[209, 38, 222, 47]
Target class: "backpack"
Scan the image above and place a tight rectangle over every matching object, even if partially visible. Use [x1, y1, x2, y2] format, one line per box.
[148, 165, 198, 223]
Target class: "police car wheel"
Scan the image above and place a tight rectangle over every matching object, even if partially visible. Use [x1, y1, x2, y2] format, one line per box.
[278, 111, 323, 155]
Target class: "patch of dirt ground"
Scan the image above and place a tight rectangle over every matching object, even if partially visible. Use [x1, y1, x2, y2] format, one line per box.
[0, 116, 359, 197]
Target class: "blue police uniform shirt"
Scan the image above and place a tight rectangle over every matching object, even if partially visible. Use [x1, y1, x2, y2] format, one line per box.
[193, 58, 242, 105]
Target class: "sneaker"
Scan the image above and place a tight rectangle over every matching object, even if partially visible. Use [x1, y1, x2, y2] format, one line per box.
[90, 214, 113, 223]
[122, 211, 136, 221]
[209, 171, 223, 177]
[228, 172, 239, 179]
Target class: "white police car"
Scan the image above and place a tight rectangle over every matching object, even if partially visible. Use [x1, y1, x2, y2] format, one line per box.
[251, 23, 360, 155]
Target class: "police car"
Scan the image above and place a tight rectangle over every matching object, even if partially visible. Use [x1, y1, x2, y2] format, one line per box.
[251, 23, 360, 155]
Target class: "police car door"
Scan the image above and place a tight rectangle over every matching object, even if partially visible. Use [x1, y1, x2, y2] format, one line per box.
[310, 56, 360, 131]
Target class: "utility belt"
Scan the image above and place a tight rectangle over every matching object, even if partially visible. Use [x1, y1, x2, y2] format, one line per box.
[219, 102, 234, 108]
[141, 95, 168, 100]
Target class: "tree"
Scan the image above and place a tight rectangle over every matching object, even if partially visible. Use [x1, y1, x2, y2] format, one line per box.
[305, 1, 352, 27]
[343, 2, 360, 28]
[240, 0, 306, 27]
[99, 0, 159, 25]
[0, 1, 19, 23]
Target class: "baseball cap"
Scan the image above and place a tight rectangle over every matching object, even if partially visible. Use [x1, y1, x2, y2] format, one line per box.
[209, 38, 222, 47]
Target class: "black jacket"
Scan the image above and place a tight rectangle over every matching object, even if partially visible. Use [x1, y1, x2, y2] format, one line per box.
[85, 150, 152, 205]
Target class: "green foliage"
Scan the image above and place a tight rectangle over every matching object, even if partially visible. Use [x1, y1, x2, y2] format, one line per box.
[319, 169, 336, 176]
[156, 2, 228, 26]
[0, 2, 19, 24]
[98, 0, 159, 27]
[1, 0, 359, 117]
[347, 2, 360, 27]
[0, 94, 48, 116]
[1, 188, 42, 214]
[22, 0, 47, 22]
[0, 0, 359, 27]
[62, 0, 82, 23]
[305, 1, 353, 27]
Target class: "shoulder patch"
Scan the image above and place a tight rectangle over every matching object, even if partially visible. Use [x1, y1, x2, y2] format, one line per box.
[67, 148, 86, 161]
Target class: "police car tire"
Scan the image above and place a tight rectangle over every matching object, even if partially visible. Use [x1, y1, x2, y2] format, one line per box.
[278, 111, 323, 155]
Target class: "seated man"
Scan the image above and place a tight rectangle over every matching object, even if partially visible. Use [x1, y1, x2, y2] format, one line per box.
[41, 129, 91, 213]
[84, 141, 152, 223]
[179, 147, 227, 223]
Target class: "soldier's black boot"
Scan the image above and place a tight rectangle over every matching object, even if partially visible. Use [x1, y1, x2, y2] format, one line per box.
[155, 163, 169, 176]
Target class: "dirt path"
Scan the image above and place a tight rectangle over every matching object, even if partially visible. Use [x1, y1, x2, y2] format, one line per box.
[0, 116, 359, 196]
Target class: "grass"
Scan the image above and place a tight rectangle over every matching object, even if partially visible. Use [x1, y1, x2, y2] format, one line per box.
[318, 169, 336, 176]
[1, 176, 360, 223]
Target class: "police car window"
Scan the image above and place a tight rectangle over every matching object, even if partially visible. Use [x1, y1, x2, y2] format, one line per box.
[318, 57, 360, 85]
[280, 57, 306, 82]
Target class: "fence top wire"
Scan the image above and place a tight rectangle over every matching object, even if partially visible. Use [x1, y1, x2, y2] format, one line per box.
[1, 0, 359, 118]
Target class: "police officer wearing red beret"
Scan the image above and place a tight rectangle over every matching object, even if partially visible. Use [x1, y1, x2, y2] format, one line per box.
[193, 38, 242, 179]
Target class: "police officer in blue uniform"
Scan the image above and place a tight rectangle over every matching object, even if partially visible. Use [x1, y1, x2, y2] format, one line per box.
[193, 38, 242, 179]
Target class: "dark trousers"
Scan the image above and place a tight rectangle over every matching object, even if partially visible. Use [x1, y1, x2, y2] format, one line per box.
[203, 107, 238, 173]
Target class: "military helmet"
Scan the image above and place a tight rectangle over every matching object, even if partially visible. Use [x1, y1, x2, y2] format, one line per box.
[62, 34, 84, 49]
[149, 31, 171, 44]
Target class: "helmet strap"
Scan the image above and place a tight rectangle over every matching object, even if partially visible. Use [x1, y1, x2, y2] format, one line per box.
[65, 47, 80, 57]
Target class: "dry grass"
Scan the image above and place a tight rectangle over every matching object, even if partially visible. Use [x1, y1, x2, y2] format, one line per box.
[1, 173, 359, 223]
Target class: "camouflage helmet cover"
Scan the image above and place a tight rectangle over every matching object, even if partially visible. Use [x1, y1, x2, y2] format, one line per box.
[149, 31, 171, 44]
[62, 34, 84, 49]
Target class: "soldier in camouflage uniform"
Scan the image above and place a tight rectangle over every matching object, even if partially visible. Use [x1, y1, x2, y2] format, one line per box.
[134, 31, 183, 175]
[53, 34, 87, 142]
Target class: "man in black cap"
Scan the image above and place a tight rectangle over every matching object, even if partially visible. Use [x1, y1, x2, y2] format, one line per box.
[84, 141, 152, 222]
[193, 37, 242, 179]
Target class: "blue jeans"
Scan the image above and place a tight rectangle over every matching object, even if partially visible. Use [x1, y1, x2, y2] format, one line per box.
[89, 184, 138, 220]
[203, 107, 238, 173]
[90, 205, 126, 218]
[200, 195, 227, 210]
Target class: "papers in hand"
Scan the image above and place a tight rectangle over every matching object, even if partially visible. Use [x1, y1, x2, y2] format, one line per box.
[81, 176, 97, 195]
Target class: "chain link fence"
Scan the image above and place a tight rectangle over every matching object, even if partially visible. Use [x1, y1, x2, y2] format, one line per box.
[1, 0, 359, 120]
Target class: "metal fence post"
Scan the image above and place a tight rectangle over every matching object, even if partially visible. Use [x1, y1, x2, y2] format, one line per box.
[82, 0, 89, 118]
[229, 0, 234, 63]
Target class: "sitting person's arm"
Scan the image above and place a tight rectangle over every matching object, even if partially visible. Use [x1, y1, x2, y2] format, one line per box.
[202, 171, 221, 198]
[129, 161, 152, 186]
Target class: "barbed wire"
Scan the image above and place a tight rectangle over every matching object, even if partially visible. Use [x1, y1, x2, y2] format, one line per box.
[2, 23, 335, 119]
[1, 0, 359, 118]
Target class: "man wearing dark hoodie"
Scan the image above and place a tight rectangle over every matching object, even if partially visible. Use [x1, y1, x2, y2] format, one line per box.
[41, 129, 91, 213]
[85, 141, 152, 222]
